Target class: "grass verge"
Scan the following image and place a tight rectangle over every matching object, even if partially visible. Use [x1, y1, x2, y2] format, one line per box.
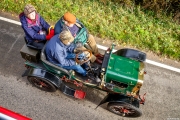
[0, 0, 179, 60]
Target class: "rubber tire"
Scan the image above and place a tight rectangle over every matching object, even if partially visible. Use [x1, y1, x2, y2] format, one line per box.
[107, 102, 142, 117]
[27, 76, 57, 92]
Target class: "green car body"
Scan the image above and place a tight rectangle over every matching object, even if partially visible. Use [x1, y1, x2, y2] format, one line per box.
[21, 43, 146, 117]
[105, 54, 144, 94]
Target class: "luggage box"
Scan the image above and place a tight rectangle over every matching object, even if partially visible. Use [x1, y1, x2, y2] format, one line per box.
[20, 44, 40, 63]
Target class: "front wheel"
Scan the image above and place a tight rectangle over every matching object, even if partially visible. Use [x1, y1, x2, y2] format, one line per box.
[107, 102, 142, 117]
[27, 76, 57, 92]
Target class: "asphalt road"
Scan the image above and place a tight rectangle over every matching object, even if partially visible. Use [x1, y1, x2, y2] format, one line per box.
[0, 18, 180, 120]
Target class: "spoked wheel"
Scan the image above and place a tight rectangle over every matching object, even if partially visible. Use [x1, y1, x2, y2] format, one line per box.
[107, 102, 142, 117]
[27, 76, 57, 92]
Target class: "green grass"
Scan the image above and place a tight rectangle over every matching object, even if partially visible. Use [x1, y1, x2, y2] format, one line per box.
[0, 0, 179, 60]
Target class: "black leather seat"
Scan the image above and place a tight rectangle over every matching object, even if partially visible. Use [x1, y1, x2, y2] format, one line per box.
[24, 37, 41, 50]
[114, 48, 146, 62]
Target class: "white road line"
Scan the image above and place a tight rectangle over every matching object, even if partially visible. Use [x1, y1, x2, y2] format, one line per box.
[0, 16, 180, 73]
[0, 16, 21, 25]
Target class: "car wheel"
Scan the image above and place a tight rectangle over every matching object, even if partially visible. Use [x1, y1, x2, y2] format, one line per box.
[107, 102, 142, 117]
[27, 76, 57, 92]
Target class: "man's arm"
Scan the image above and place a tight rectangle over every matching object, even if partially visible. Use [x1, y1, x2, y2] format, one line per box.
[67, 43, 76, 53]
[54, 17, 64, 35]
[55, 49, 75, 66]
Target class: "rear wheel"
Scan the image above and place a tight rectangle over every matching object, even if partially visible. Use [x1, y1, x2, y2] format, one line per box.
[27, 76, 57, 92]
[107, 102, 142, 117]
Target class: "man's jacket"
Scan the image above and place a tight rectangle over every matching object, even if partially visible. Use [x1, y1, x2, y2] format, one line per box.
[45, 34, 76, 66]
[19, 13, 50, 43]
[54, 17, 88, 45]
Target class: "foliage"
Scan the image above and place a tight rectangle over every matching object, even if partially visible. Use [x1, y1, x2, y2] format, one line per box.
[0, 0, 179, 60]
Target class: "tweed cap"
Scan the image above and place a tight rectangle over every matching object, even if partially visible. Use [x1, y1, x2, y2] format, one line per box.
[24, 4, 36, 16]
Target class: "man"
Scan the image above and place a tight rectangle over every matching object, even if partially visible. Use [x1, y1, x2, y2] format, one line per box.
[54, 12, 103, 64]
[45, 30, 88, 76]
[19, 4, 54, 49]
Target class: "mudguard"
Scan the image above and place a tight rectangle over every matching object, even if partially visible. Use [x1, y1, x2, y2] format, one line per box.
[96, 93, 140, 109]
[115, 48, 146, 62]
[22, 68, 83, 98]
[22, 68, 61, 88]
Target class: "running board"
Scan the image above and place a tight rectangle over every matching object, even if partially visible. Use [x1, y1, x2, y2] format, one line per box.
[22, 68, 86, 99]
[59, 82, 86, 99]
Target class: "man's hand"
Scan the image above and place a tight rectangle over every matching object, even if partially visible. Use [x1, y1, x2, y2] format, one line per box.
[83, 51, 91, 58]
[74, 46, 87, 53]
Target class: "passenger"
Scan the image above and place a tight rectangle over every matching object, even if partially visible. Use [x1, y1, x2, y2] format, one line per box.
[54, 12, 103, 64]
[45, 30, 89, 76]
[19, 4, 54, 49]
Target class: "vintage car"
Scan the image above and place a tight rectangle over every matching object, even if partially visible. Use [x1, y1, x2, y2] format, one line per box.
[20, 35, 146, 117]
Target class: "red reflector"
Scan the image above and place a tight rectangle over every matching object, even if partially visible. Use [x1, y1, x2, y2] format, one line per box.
[74, 90, 86, 99]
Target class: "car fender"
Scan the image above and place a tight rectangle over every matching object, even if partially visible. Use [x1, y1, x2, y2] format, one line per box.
[96, 93, 140, 109]
[22, 68, 85, 99]
[22, 68, 61, 88]
[115, 48, 146, 62]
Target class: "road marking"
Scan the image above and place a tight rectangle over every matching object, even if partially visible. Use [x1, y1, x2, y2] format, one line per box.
[0, 16, 180, 73]
[0, 16, 21, 25]
[8, 34, 21, 53]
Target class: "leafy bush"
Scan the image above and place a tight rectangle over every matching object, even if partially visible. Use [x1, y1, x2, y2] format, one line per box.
[0, 0, 179, 60]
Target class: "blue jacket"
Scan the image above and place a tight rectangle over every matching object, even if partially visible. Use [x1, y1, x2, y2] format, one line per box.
[19, 13, 50, 43]
[45, 34, 76, 66]
[54, 17, 65, 35]
[54, 17, 88, 44]
[54, 17, 85, 35]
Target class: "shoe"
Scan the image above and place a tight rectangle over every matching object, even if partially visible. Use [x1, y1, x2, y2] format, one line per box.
[86, 66, 98, 71]
[86, 72, 95, 80]
[95, 58, 102, 64]
[86, 72, 101, 83]
[91, 66, 98, 71]
[95, 53, 104, 59]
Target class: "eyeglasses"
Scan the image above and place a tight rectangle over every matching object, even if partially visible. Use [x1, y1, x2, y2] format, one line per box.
[62, 18, 65, 22]
[62, 18, 67, 23]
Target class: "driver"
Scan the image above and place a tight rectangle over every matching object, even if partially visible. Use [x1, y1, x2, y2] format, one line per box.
[45, 30, 89, 76]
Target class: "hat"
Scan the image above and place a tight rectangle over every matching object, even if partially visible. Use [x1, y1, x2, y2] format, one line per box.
[63, 12, 76, 24]
[59, 30, 74, 45]
[24, 4, 36, 16]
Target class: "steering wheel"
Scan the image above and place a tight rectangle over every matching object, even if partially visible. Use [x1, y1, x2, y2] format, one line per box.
[75, 49, 92, 65]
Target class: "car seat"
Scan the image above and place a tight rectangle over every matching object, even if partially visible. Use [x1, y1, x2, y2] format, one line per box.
[40, 42, 70, 76]
[24, 37, 42, 50]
